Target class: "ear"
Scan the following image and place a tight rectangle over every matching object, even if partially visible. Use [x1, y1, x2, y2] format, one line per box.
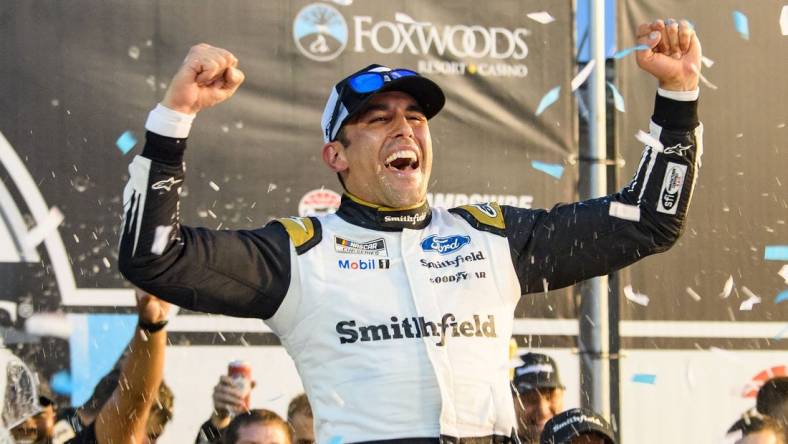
[322, 141, 348, 173]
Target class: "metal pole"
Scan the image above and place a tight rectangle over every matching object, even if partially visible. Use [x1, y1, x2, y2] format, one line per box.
[579, 0, 611, 420]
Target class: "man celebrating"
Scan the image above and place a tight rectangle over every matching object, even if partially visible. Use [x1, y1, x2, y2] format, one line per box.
[119, 18, 702, 444]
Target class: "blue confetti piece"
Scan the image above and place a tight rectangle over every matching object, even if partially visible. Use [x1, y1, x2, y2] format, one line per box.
[535, 86, 561, 116]
[632, 373, 656, 384]
[613, 44, 650, 59]
[732, 10, 749, 40]
[774, 324, 788, 340]
[115, 130, 138, 154]
[531, 161, 564, 179]
[765, 246, 788, 261]
[50, 370, 73, 396]
[776, 290, 788, 304]
[607, 82, 626, 113]
[327, 436, 344, 444]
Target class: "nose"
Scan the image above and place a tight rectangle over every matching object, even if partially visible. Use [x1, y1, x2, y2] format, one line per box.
[390, 111, 415, 140]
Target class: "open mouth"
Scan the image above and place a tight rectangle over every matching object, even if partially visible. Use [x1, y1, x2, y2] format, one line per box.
[383, 151, 420, 171]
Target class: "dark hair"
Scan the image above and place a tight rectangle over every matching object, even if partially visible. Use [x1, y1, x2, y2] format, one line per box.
[80, 368, 121, 416]
[758, 377, 788, 424]
[148, 380, 175, 429]
[287, 393, 312, 422]
[728, 410, 786, 443]
[223, 409, 292, 444]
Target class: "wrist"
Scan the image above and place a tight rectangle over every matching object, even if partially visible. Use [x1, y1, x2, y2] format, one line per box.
[210, 411, 231, 429]
[138, 318, 168, 334]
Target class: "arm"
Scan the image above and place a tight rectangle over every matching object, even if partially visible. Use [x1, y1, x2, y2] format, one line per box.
[118, 44, 291, 319]
[93, 292, 168, 444]
[507, 19, 702, 293]
[194, 375, 250, 444]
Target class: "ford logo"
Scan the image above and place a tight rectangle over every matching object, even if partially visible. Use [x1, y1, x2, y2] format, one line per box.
[421, 234, 471, 255]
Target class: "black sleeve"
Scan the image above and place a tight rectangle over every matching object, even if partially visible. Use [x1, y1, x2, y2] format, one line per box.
[505, 94, 701, 294]
[117, 132, 292, 319]
[195, 418, 223, 444]
[64, 422, 97, 444]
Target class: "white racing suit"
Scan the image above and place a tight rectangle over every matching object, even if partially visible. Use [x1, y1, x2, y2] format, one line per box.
[119, 91, 702, 443]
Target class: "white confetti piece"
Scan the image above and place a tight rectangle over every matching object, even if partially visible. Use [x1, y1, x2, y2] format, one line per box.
[570, 60, 595, 92]
[624, 285, 649, 306]
[208, 210, 217, 219]
[698, 73, 719, 90]
[151, 225, 173, 255]
[73, 234, 79, 243]
[102, 257, 111, 269]
[221, 125, 229, 133]
[782, 5, 788, 36]
[701, 56, 715, 68]
[51, 99, 60, 107]
[24, 207, 64, 249]
[779, 265, 788, 285]
[25, 313, 73, 338]
[234, 121, 244, 129]
[685, 287, 702, 301]
[609, 202, 640, 222]
[719, 275, 734, 298]
[331, 391, 345, 407]
[209, 181, 220, 191]
[128, 46, 140, 60]
[635, 130, 664, 151]
[331, 0, 352, 4]
[739, 287, 761, 311]
[527, 11, 555, 24]
[267, 183, 278, 193]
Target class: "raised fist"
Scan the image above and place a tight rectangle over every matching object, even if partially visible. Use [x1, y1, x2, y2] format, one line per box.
[635, 19, 702, 91]
[161, 43, 245, 115]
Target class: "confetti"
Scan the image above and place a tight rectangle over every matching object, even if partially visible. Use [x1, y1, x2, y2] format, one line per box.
[327, 436, 344, 444]
[116, 130, 138, 154]
[720, 275, 734, 298]
[25, 313, 73, 338]
[624, 285, 649, 306]
[635, 130, 664, 151]
[739, 287, 761, 311]
[775, 290, 788, 304]
[613, 44, 649, 60]
[151, 225, 173, 255]
[631, 373, 656, 384]
[686, 287, 702, 301]
[764, 245, 788, 260]
[774, 324, 788, 340]
[535, 86, 561, 116]
[526, 11, 555, 24]
[330, 391, 345, 407]
[701, 56, 715, 68]
[607, 82, 626, 112]
[267, 183, 278, 193]
[530, 161, 564, 179]
[209, 181, 220, 191]
[50, 371, 73, 396]
[570, 60, 595, 92]
[698, 73, 719, 90]
[51, 99, 60, 107]
[609, 202, 640, 222]
[779, 265, 788, 284]
[781, 5, 788, 36]
[102, 257, 111, 269]
[331, 0, 352, 5]
[732, 11, 749, 40]
[128, 46, 140, 59]
[24, 207, 64, 249]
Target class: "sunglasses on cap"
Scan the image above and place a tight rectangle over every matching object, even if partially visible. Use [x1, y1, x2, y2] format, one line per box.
[346, 69, 419, 93]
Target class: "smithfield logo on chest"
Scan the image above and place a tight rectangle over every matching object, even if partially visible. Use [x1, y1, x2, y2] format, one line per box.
[421, 234, 471, 255]
[334, 236, 388, 256]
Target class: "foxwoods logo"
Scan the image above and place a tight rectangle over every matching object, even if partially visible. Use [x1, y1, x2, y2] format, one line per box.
[292, 3, 531, 77]
[421, 234, 470, 255]
[336, 313, 497, 346]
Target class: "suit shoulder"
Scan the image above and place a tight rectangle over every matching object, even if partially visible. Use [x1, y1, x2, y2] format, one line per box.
[448, 202, 506, 237]
[273, 216, 323, 254]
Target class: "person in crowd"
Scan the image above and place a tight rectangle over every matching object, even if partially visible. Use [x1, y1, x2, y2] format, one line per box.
[512, 353, 566, 443]
[119, 17, 702, 442]
[10, 385, 55, 444]
[222, 410, 292, 444]
[540, 408, 616, 444]
[62, 291, 169, 444]
[286, 394, 313, 444]
[727, 409, 786, 444]
[195, 373, 255, 443]
[758, 377, 788, 432]
[0, 348, 42, 443]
